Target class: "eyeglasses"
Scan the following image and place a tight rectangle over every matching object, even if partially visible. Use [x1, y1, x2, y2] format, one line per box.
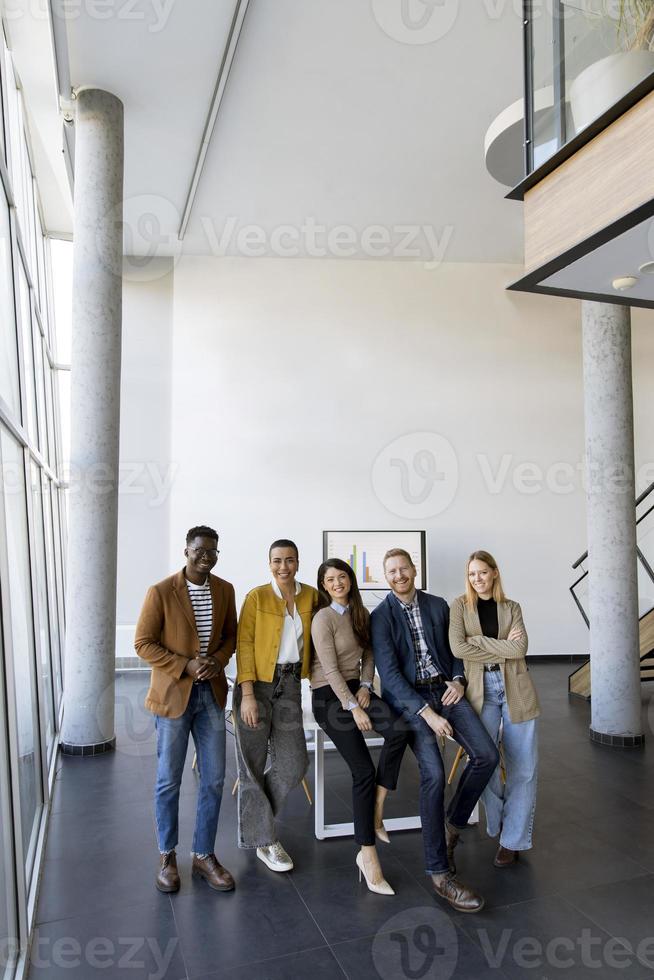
[188, 547, 219, 559]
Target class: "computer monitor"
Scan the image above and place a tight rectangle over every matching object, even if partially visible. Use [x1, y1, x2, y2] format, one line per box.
[322, 530, 427, 591]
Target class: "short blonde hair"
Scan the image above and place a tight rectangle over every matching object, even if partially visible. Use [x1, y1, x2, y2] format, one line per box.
[383, 548, 415, 570]
[465, 550, 506, 606]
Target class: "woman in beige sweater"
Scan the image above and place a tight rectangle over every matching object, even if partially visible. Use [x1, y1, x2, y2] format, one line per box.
[311, 558, 407, 895]
[449, 550, 540, 868]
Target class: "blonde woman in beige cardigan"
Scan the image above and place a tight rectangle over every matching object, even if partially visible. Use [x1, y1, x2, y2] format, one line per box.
[449, 551, 540, 868]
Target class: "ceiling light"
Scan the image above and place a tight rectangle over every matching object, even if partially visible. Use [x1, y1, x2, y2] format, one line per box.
[612, 276, 638, 291]
[638, 261, 654, 275]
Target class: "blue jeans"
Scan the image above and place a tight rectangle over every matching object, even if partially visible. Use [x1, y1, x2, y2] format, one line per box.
[154, 681, 226, 855]
[406, 682, 499, 875]
[480, 670, 538, 851]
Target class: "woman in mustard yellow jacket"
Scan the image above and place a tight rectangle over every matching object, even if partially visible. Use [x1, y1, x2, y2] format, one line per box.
[234, 539, 318, 872]
[449, 550, 540, 868]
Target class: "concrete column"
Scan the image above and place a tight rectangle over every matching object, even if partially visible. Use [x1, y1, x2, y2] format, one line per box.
[61, 89, 124, 754]
[582, 300, 643, 746]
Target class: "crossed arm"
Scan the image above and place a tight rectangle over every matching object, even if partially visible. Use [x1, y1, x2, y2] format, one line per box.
[449, 599, 528, 665]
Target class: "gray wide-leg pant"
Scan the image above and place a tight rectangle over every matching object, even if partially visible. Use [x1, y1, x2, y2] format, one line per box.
[233, 664, 308, 848]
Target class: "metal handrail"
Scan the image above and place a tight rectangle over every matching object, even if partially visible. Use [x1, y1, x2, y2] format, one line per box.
[571, 480, 654, 568]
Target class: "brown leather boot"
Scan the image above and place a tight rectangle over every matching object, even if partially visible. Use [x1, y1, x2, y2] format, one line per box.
[494, 845, 517, 867]
[156, 851, 180, 893]
[431, 872, 484, 913]
[445, 823, 460, 873]
[192, 854, 235, 891]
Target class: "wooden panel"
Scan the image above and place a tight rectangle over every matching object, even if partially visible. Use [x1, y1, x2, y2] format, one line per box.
[524, 90, 654, 272]
[569, 660, 591, 699]
[639, 608, 654, 658]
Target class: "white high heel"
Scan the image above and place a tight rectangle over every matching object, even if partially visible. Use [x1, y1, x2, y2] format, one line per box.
[356, 850, 395, 896]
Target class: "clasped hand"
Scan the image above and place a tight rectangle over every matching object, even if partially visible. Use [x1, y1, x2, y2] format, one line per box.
[185, 656, 221, 682]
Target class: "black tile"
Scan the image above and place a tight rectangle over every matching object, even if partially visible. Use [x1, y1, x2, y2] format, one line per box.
[36, 847, 162, 924]
[28, 900, 186, 979]
[456, 894, 649, 980]
[32, 663, 654, 980]
[564, 874, 654, 970]
[171, 866, 325, 975]
[333, 918, 509, 980]
[289, 855, 436, 944]
[194, 945, 343, 980]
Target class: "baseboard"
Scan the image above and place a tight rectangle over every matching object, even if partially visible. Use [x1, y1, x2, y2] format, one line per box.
[527, 654, 588, 663]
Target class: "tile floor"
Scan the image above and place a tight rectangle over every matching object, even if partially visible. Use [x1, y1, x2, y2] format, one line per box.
[28, 664, 654, 980]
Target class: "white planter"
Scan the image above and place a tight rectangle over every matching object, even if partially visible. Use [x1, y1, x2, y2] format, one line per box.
[570, 50, 654, 134]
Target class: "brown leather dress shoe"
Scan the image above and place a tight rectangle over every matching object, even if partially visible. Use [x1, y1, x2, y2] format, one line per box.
[431, 872, 484, 913]
[156, 851, 180, 893]
[192, 854, 235, 891]
[445, 823, 460, 873]
[494, 845, 517, 867]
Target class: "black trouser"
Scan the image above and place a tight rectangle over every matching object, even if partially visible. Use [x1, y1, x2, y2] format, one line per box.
[311, 680, 409, 845]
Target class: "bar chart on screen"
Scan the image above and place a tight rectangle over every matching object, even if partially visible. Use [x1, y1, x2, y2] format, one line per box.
[323, 530, 427, 590]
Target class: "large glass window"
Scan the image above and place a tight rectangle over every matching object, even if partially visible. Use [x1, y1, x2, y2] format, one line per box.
[0, 25, 68, 978]
[0, 428, 42, 882]
[16, 264, 36, 443]
[0, 192, 19, 416]
[42, 478, 63, 712]
[0, 694, 18, 979]
[30, 464, 55, 761]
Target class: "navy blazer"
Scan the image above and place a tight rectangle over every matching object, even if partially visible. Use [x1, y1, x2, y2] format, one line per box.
[370, 591, 465, 718]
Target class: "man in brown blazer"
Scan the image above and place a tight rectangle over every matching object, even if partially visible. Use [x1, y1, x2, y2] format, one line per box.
[135, 525, 237, 894]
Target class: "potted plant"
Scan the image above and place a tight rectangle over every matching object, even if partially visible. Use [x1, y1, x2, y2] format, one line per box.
[569, 0, 654, 133]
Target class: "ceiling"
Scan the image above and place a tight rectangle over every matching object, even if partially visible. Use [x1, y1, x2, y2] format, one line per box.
[20, 0, 526, 262]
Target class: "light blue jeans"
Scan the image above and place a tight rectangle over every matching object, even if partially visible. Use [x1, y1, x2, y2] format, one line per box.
[480, 670, 538, 851]
[154, 681, 226, 855]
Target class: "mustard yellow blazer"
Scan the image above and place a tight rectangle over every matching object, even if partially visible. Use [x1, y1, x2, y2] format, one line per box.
[236, 583, 319, 683]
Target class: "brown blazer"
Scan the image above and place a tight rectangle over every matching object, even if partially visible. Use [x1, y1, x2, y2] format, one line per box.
[134, 568, 237, 718]
[449, 595, 540, 724]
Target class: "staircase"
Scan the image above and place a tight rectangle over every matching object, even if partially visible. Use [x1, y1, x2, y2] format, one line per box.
[569, 481, 654, 699]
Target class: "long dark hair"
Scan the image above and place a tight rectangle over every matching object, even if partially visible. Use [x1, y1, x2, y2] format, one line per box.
[316, 558, 370, 649]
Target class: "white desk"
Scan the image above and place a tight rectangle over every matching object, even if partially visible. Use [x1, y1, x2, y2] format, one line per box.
[301, 681, 478, 840]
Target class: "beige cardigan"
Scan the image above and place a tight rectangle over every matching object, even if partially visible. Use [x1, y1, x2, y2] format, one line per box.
[449, 595, 540, 724]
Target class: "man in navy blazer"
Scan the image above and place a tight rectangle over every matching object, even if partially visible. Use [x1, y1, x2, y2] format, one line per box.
[371, 548, 498, 913]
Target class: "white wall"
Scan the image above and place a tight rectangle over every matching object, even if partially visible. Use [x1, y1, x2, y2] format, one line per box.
[158, 256, 654, 656]
[114, 256, 654, 657]
[116, 259, 174, 658]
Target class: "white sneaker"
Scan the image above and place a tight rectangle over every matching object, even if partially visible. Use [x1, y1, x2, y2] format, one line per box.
[256, 841, 294, 872]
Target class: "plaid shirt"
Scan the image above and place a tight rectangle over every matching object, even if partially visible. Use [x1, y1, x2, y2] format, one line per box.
[392, 592, 442, 684]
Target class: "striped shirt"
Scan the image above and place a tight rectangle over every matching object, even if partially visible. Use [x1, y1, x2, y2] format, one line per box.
[187, 578, 213, 654]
